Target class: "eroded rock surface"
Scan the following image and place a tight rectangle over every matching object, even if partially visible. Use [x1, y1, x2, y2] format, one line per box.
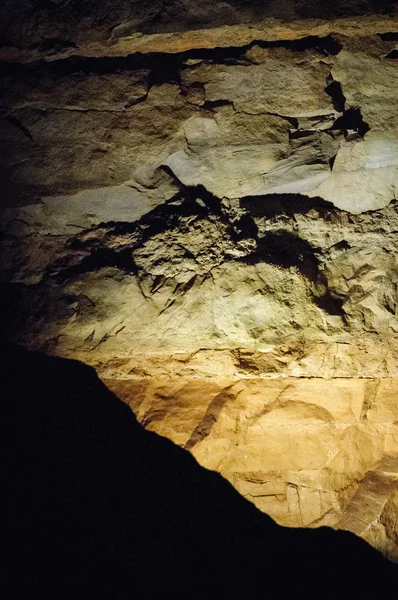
[1, 7, 398, 560]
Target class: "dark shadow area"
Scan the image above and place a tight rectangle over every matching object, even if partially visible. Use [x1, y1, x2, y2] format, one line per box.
[379, 32, 398, 41]
[38, 182, 220, 283]
[31, 37, 77, 53]
[240, 193, 337, 218]
[0, 281, 27, 339]
[201, 99, 235, 110]
[47, 246, 138, 282]
[0, 35, 343, 78]
[253, 33, 343, 56]
[235, 227, 349, 317]
[229, 211, 259, 241]
[3, 343, 397, 599]
[5, 115, 34, 141]
[239, 230, 321, 282]
[314, 291, 345, 315]
[325, 78, 346, 113]
[333, 107, 371, 138]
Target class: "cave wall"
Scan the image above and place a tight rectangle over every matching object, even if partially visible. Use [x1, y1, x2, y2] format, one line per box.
[0, 0, 396, 48]
[1, 2, 398, 560]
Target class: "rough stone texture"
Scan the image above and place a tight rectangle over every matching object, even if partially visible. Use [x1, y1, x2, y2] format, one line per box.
[0, 1, 396, 49]
[1, 6, 398, 560]
[100, 375, 398, 562]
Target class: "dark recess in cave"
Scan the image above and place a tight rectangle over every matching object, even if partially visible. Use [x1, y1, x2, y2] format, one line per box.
[47, 246, 137, 281]
[240, 193, 337, 218]
[254, 34, 343, 56]
[201, 98, 235, 110]
[314, 290, 345, 316]
[236, 227, 348, 317]
[386, 48, 398, 58]
[148, 59, 181, 87]
[325, 79, 346, 113]
[333, 107, 371, 138]
[379, 32, 398, 41]
[0, 35, 344, 79]
[240, 230, 321, 281]
[30, 37, 77, 52]
[329, 154, 337, 169]
[230, 212, 259, 241]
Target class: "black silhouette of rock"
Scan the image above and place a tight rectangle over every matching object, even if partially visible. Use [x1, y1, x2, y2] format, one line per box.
[3, 344, 397, 598]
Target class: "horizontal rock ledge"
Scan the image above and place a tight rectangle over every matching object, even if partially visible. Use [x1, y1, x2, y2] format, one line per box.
[0, 15, 397, 63]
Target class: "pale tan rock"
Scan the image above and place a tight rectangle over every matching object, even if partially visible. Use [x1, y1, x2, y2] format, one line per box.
[307, 49, 398, 211]
[183, 50, 333, 117]
[331, 48, 398, 133]
[1, 181, 176, 237]
[162, 110, 293, 198]
[336, 457, 398, 562]
[104, 376, 398, 549]
[165, 52, 337, 197]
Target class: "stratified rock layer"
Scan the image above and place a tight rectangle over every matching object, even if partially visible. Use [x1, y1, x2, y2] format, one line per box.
[1, 10, 398, 560]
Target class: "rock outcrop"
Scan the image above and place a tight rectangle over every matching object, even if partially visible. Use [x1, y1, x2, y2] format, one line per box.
[1, 1, 398, 561]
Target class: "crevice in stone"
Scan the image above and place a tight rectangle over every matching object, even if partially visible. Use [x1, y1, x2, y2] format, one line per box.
[325, 77, 346, 113]
[254, 34, 343, 56]
[47, 246, 137, 281]
[327, 239, 351, 253]
[5, 105, 143, 114]
[257, 112, 299, 128]
[237, 230, 321, 281]
[385, 49, 398, 59]
[200, 99, 234, 111]
[5, 114, 34, 140]
[378, 32, 398, 41]
[183, 46, 247, 65]
[314, 291, 345, 316]
[0, 34, 344, 77]
[148, 61, 181, 88]
[124, 93, 149, 108]
[157, 274, 201, 315]
[332, 106, 371, 138]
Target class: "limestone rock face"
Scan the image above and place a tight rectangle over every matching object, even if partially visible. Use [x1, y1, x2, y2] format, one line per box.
[102, 376, 398, 561]
[0, 1, 395, 48]
[1, 4, 398, 560]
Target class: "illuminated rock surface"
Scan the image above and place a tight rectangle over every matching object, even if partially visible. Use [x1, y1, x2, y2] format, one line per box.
[1, 1, 398, 561]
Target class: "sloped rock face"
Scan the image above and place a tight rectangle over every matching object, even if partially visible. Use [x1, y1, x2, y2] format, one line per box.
[1, 4, 398, 560]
